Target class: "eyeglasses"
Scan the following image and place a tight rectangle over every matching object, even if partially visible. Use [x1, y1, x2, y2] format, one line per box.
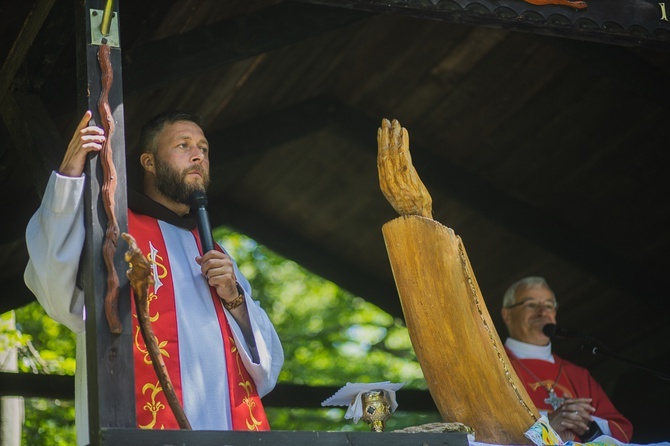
[505, 299, 557, 312]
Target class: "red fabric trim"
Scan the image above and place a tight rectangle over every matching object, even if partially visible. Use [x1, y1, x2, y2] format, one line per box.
[128, 210, 183, 429]
[191, 229, 270, 431]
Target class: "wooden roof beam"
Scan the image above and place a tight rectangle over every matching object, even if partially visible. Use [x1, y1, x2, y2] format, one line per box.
[298, 0, 670, 49]
[0, 0, 55, 100]
[122, 2, 370, 95]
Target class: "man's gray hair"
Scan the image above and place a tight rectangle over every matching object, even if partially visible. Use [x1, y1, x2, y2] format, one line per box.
[502, 276, 557, 308]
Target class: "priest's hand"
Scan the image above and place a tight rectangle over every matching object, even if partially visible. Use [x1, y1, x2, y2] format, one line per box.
[59, 111, 106, 177]
[549, 397, 596, 441]
[197, 250, 240, 304]
[197, 250, 255, 348]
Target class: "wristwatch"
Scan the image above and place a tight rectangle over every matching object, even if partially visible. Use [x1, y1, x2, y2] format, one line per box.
[222, 282, 245, 310]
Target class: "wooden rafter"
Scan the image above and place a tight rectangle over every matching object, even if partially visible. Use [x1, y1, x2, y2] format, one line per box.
[0, 0, 55, 99]
[123, 2, 370, 94]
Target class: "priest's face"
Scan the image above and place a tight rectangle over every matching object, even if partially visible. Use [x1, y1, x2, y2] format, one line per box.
[152, 120, 211, 205]
[501, 285, 557, 346]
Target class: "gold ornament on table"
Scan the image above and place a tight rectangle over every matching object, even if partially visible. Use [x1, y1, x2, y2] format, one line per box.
[360, 389, 392, 432]
[321, 381, 404, 432]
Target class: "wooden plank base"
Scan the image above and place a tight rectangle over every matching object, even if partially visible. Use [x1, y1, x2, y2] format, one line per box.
[99, 429, 468, 446]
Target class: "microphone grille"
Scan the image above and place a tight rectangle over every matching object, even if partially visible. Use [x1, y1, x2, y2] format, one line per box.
[542, 324, 558, 337]
[189, 190, 208, 211]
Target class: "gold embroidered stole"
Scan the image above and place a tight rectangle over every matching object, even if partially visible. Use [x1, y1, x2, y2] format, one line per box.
[128, 210, 269, 430]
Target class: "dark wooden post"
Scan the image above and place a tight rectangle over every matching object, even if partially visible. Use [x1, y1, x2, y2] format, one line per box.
[74, 0, 135, 444]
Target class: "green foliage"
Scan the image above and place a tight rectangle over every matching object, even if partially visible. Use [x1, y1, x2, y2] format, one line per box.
[5, 227, 438, 443]
[215, 227, 426, 389]
[14, 304, 76, 375]
[1, 307, 77, 445]
[215, 227, 439, 430]
[21, 398, 76, 446]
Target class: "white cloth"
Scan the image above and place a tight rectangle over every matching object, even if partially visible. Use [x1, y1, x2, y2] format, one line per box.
[321, 381, 404, 423]
[505, 337, 554, 362]
[24, 172, 283, 445]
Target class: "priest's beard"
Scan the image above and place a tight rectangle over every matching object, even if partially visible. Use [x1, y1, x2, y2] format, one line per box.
[154, 156, 211, 206]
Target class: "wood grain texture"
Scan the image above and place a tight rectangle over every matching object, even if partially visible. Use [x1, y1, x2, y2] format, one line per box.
[382, 215, 538, 444]
[98, 42, 122, 334]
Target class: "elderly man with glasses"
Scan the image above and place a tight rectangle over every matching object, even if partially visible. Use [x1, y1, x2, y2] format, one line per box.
[501, 276, 633, 443]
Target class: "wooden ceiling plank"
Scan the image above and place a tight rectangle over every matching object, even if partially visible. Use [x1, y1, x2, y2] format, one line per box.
[433, 37, 573, 162]
[374, 24, 480, 127]
[0, 0, 55, 99]
[123, 2, 370, 95]
[251, 25, 362, 113]
[18, 0, 73, 92]
[207, 96, 340, 168]
[399, 28, 515, 142]
[553, 38, 670, 109]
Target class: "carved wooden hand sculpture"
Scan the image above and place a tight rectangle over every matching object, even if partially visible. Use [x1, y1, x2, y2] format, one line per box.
[377, 120, 539, 443]
[377, 118, 433, 219]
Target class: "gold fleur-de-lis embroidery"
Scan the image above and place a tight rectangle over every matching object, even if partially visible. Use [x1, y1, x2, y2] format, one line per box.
[139, 381, 166, 430]
[229, 336, 264, 430]
[134, 326, 170, 365]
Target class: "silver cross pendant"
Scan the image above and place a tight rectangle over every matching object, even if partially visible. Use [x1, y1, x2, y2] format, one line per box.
[544, 389, 565, 410]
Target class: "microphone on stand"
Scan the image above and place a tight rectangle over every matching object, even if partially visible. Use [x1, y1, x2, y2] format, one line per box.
[544, 324, 670, 380]
[543, 323, 600, 352]
[542, 323, 583, 340]
[189, 190, 215, 254]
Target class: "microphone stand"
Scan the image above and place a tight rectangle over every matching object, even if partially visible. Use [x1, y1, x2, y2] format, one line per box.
[571, 335, 670, 381]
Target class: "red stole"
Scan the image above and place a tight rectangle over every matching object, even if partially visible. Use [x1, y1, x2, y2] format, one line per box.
[128, 209, 270, 431]
[506, 349, 573, 412]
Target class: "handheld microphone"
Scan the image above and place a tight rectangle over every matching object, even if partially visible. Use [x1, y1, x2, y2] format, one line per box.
[189, 190, 215, 254]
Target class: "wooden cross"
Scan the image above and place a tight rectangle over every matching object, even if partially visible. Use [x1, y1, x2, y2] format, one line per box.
[75, 1, 135, 443]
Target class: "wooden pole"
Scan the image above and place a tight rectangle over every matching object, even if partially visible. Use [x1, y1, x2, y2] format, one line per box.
[74, 0, 135, 444]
